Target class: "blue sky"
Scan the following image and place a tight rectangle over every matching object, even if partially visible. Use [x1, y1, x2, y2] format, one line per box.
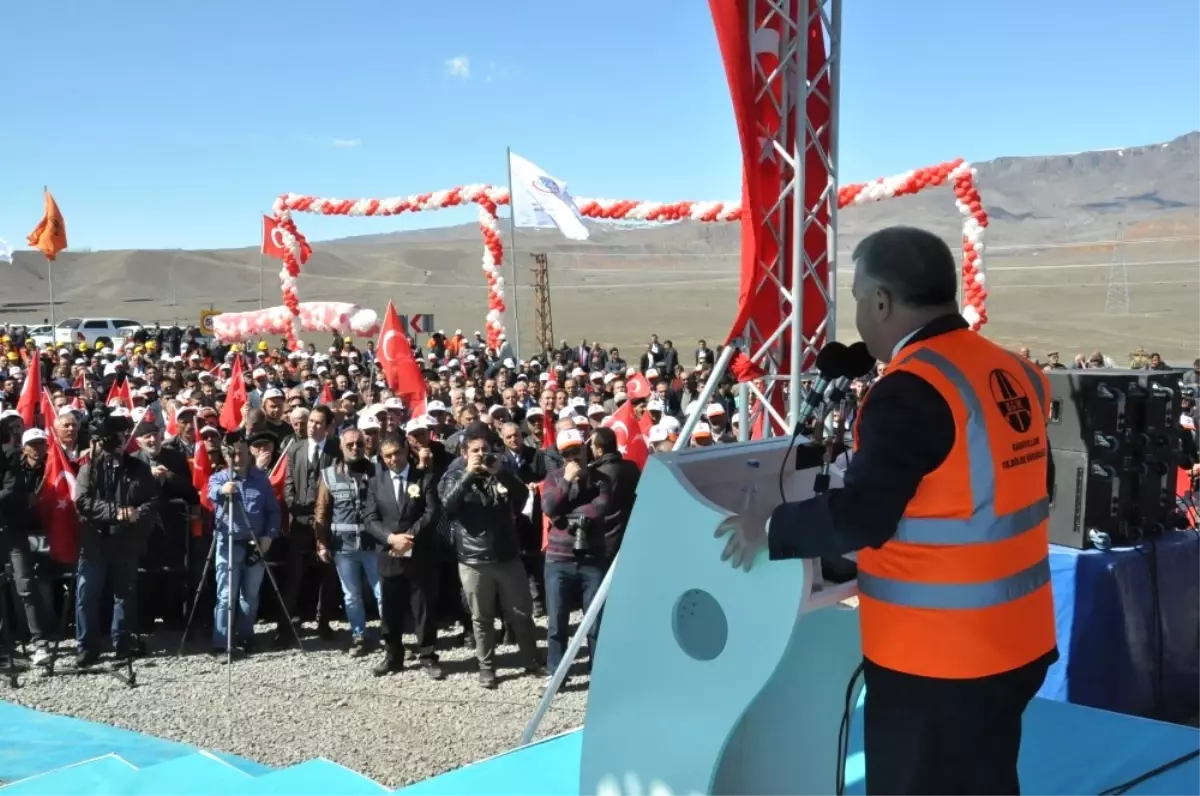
[2, 0, 1197, 251]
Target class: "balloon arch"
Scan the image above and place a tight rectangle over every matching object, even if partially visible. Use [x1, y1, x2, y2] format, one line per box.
[259, 158, 990, 350]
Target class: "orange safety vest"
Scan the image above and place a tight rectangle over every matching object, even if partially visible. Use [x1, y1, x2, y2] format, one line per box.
[855, 330, 1056, 679]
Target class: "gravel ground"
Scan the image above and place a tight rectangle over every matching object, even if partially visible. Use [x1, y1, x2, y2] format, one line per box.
[7, 616, 589, 788]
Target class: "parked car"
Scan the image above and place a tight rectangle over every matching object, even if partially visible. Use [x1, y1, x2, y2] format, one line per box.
[33, 317, 142, 349]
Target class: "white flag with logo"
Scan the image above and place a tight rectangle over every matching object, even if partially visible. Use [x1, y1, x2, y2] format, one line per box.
[508, 152, 590, 241]
[0, 238, 11, 264]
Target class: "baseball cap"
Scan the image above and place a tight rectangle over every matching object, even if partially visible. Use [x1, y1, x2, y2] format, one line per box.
[262, 388, 284, 401]
[647, 425, 669, 444]
[556, 429, 584, 450]
[705, 403, 727, 417]
[586, 404, 606, 417]
[404, 416, 431, 433]
[357, 414, 382, 432]
[21, 429, 47, 445]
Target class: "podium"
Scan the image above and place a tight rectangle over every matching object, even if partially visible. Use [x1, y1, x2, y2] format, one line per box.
[580, 437, 864, 795]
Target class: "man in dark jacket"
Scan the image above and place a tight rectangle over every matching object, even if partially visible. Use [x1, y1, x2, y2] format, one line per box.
[363, 433, 442, 678]
[540, 428, 613, 676]
[74, 413, 161, 667]
[587, 426, 641, 555]
[133, 420, 199, 630]
[1, 429, 55, 665]
[438, 421, 546, 688]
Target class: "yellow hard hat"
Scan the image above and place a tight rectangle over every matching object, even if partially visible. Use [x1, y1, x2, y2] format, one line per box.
[5, 352, 17, 361]
[0, 336, 9, 343]
[95, 342, 107, 350]
[257, 341, 269, 351]
[146, 340, 157, 350]
[343, 336, 353, 343]
[231, 344, 241, 353]
[79, 341, 90, 351]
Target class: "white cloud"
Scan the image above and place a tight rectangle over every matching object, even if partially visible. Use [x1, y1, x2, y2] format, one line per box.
[444, 55, 470, 79]
[330, 138, 362, 148]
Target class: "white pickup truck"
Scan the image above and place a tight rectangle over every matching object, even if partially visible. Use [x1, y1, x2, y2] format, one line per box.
[32, 317, 143, 349]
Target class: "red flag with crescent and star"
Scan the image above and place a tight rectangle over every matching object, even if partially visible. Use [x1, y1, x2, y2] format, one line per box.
[376, 301, 427, 416]
[601, 399, 649, 471]
[16, 352, 41, 429]
[36, 439, 80, 564]
[262, 215, 312, 264]
[219, 355, 248, 432]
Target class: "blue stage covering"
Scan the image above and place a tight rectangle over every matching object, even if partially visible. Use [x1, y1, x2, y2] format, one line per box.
[1042, 530, 1200, 721]
[400, 697, 1200, 796]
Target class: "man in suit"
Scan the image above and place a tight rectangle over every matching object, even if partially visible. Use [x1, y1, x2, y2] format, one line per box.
[279, 404, 340, 646]
[363, 433, 442, 678]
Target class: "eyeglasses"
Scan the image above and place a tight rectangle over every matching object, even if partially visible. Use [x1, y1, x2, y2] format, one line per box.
[343, 441, 363, 449]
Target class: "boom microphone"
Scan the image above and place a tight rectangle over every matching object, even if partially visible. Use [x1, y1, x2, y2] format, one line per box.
[792, 342, 851, 432]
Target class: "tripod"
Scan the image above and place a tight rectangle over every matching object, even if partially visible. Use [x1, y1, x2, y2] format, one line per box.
[177, 490, 303, 674]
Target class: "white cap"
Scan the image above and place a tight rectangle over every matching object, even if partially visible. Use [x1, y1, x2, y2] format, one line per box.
[348, 364, 361, 373]
[198, 425, 221, 437]
[569, 396, 587, 408]
[705, 403, 726, 417]
[137, 385, 156, 397]
[302, 380, 319, 390]
[404, 416, 431, 433]
[262, 388, 284, 401]
[357, 414, 381, 432]
[647, 425, 669, 444]
[384, 397, 405, 410]
[21, 429, 46, 445]
[131, 407, 148, 424]
[693, 422, 712, 438]
[571, 367, 586, 378]
[660, 416, 681, 433]
[586, 403, 606, 417]
[556, 428, 584, 450]
[526, 406, 545, 418]
[539, 372, 550, 382]
[647, 398, 665, 413]
[603, 372, 617, 384]
[252, 368, 267, 378]
[572, 414, 589, 427]
[455, 329, 462, 335]
[589, 371, 604, 381]
[503, 358, 515, 368]
[557, 407, 575, 420]
[103, 363, 119, 377]
[488, 404, 507, 417]
[0, 409, 20, 420]
[613, 391, 628, 404]
[426, 400, 447, 413]
[367, 403, 387, 417]
[57, 405, 78, 416]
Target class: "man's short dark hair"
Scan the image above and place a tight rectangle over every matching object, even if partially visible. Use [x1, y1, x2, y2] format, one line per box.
[460, 421, 493, 451]
[311, 405, 334, 425]
[591, 426, 618, 456]
[853, 226, 958, 307]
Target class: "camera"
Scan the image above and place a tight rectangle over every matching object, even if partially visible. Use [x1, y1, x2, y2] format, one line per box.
[482, 453, 498, 469]
[565, 514, 593, 555]
[89, 405, 132, 454]
[241, 539, 263, 567]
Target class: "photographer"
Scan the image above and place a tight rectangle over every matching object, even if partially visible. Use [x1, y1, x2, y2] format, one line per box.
[438, 421, 546, 688]
[74, 408, 161, 668]
[207, 429, 281, 656]
[539, 428, 613, 677]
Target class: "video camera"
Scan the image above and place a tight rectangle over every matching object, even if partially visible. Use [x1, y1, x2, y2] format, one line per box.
[88, 405, 133, 454]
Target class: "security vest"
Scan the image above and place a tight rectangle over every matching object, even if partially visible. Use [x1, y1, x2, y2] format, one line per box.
[855, 330, 1056, 679]
[321, 465, 375, 554]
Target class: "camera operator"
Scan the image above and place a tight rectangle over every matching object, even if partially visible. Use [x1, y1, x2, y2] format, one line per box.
[206, 429, 281, 656]
[132, 419, 199, 631]
[539, 428, 614, 677]
[438, 421, 547, 688]
[74, 408, 161, 668]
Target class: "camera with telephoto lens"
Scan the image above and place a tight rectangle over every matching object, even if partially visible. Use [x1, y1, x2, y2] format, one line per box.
[482, 453, 498, 469]
[565, 514, 593, 555]
[89, 405, 132, 454]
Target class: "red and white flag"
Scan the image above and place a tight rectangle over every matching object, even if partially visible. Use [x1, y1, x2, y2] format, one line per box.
[16, 354, 41, 429]
[602, 400, 650, 470]
[36, 440, 80, 564]
[376, 301, 427, 416]
[219, 355, 248, 432]
[106, 377, 133, 409]
[262, 215, 313, 264]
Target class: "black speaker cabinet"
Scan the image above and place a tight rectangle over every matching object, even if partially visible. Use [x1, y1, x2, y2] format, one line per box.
[1045, 369, 1183, 548]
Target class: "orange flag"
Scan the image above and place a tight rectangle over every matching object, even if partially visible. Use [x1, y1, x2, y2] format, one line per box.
[27, 189, 68, 260]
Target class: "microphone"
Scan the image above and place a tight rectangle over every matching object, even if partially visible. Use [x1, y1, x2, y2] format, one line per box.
[792, 342, 851, 433]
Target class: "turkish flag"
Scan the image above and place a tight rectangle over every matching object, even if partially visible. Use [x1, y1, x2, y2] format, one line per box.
[541, 410, 556, 450]
[626, 372, 652, 401]
[318, 381, 335, 407]
[262, 215, 312, 264]
[106, 377, 133, 409]
[376, 301, 427, 416]
[220, 355, 248, 432]
[269, 440, 292, 531]
[602, 400, 649, 470]
[193, 429, 215, 513]
[36, 440, 80, 564]
[16, 354, 41, 429]
[39, 388, 56, 433]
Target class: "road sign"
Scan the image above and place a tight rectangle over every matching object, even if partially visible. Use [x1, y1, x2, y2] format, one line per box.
[409, 313, 434, 336]
[199, 310, 220, 333]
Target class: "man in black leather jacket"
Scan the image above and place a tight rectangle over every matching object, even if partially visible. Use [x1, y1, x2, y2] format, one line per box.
[438, 421, 547, 688]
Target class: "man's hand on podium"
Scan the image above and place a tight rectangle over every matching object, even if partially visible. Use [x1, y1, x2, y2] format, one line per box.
[715, 513, 767, 572]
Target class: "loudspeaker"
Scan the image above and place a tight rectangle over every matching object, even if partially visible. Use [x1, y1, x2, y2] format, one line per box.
[1045, 369, 1183, 549]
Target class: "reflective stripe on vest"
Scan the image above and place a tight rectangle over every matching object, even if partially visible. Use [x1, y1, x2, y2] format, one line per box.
[857, 346, 1051, 610]
[322, 466, 363, 535]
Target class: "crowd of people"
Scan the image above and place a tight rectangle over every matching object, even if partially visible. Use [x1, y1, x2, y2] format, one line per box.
[0, 322, 1196, 690]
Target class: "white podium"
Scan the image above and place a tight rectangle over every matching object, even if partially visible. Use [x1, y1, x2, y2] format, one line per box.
[580, 437, 865, 795]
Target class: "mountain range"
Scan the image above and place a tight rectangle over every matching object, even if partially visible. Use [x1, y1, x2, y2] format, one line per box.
[3, 131, 1197, 358]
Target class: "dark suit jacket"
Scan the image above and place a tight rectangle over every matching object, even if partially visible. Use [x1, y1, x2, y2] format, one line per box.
[363, 465, 440, 577]
[284, 438, 339, 526]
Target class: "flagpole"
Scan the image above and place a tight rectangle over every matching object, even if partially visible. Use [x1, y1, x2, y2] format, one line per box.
[258, 251, 264, 309]
[505, 146, 522, 360]
[47, 257, 56, 331]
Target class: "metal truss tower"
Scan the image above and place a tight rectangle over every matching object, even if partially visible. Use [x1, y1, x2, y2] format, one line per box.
[1104, 222, 1130, 315]
[530, 253, 554, 355]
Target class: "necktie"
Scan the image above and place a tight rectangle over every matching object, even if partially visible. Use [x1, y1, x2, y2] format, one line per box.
[394, 473, 403, 504]
[310, 442, 320, 477]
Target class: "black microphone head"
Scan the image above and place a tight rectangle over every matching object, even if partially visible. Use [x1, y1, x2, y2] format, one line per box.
[814, 342, 850, 376]
[844, 342, 877, 379]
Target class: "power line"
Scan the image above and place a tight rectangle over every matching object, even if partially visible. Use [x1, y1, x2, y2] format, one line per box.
[1105, 223, 1132, 315]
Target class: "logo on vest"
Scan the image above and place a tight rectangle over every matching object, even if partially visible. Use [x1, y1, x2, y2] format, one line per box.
[988, 369, 1033, 433]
